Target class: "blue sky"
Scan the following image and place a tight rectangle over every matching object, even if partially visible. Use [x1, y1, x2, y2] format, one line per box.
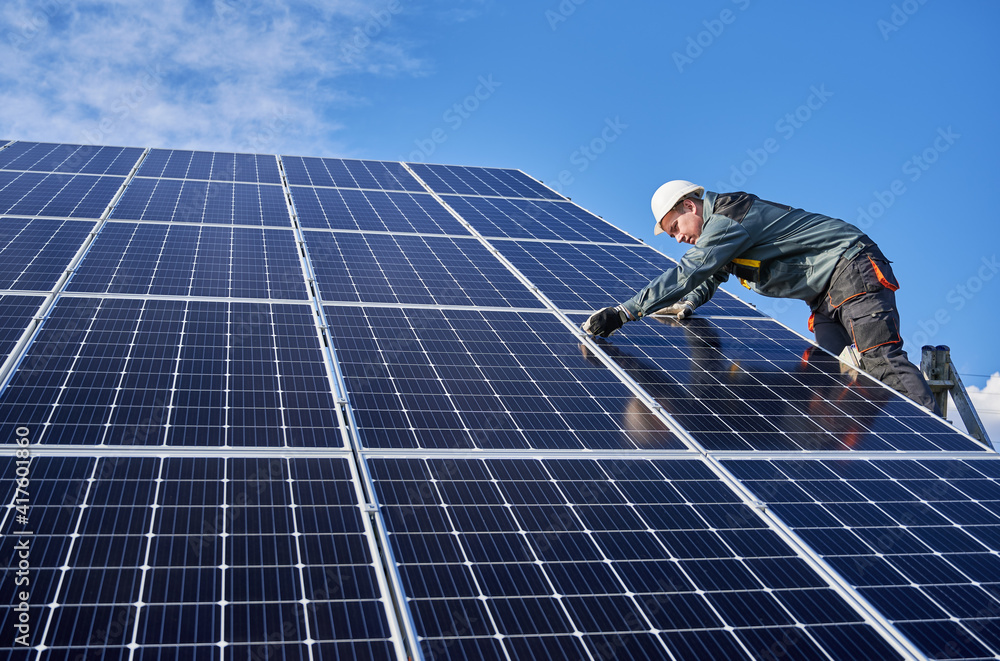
[2, 0, 998, 435]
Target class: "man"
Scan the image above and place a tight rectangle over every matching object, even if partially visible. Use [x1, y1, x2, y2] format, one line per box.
[582, 179, 940, 414]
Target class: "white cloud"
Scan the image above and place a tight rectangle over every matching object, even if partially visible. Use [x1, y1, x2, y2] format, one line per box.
[947, 372, 1000, 451]
[0, 0, 427, 155]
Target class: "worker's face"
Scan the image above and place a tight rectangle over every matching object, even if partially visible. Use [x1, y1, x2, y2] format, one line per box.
[658, 198, 703, 245]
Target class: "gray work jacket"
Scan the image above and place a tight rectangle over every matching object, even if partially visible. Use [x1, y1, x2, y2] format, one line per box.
[621, 191, 866, 318]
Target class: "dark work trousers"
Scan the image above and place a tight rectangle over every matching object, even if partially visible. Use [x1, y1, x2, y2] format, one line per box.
[811, 240, 941, 415]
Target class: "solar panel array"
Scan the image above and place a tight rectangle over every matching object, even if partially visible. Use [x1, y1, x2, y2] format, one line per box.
[1, 140, 997, 661]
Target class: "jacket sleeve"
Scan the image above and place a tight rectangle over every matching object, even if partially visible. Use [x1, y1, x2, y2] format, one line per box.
[621, 215, 752, 318]
[682, 269, 728, 308]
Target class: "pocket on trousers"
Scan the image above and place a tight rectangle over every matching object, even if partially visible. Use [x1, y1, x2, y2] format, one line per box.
[866, 255, 899, 291]
[849, 309, 901, 353]
[826, 262, 867, 308]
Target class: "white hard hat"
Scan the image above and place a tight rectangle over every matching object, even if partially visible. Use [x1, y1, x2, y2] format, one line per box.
[651, 180, 704, 235]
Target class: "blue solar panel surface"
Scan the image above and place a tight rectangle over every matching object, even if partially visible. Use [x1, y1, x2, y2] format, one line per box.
[0, 217, 94, 291]
[443, 194, 638, 243]
[409, 163, 563, 200]
[0, 141, 144, 176]
[306, 231, 543, 308]
[496, 238, 763, 317]
[110, 178, 290, 226]
[370, 456, 906, 661]
[325, 306, 682, 451]
[0, 171, 123, 218]
[727, 458, 1000, 660]
[0, 294, 44, 360]
[67, 222, 307, 299]
[0, 455, 396, 658]
[578, 314, 983, 453]
[0, 142, 994, 660]
[284, 156, 424, 192]
[290, 187, 468, 235]
[0, 298, 338, 447]
[137, 149, 282, 184]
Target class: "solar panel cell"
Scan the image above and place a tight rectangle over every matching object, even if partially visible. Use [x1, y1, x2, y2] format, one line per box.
[68, 222, 306, 299]
[444, 194, 637, 243]
[370, 456, 907, 660]
[111, 178, 290, 226]
[291, 186, 469, 234]
[409, 163, 563, 200]
[0, 141, 143, 175]
[308, 232, 543, 308]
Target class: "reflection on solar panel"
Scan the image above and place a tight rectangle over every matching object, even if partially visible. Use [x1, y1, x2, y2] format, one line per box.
[1, 139, 996, 659]
[496, 238, 762, 316]
[325, 306, 681, 451]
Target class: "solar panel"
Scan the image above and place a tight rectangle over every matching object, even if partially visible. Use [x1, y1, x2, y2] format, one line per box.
[442, 194, 638, 243]
[579, 314, 983, 453]
[283, 156, 424, 192]
[725, 457, 1000, 659]
[110, 178, 290, 226]
[369, 456, 906, 660]
[305, 231, 543, 308]
[0, 455, 399, 658]
[325, 306, 682, 451]
[409, 163, 563, 200]
[137, 149, 282, 184]
[0, 141, 144, 176]
[66, 222, 307, 299]
[0, 171, 124, 218]
[290, 187, 469, 235]
[494, 238, 763, 317]
[0, 298, 338, 447]
[1, 141, 996, 660]
[0, 218, 94, 291]
[0, 294, 44, 359]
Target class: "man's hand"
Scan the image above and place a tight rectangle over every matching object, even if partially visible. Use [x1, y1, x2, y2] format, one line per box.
[582, 306, 629, 337]
[652, 300, 696, 320]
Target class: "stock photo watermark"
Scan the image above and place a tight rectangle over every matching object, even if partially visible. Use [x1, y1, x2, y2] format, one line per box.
[404, 75, 502, 163]
[545, 0, 590, 31]
[904, 254, 998, 349]
[714, 84, 833, 191]
[10, 427, 33, 647]
[4, 0, 70, 51]
[878, 0, 930, 40]
[340, 0, 405, 63]
[547, 117, 628, 195]
[672, 0, 752, 73]
[855, 126, 959, 229]
[80, 64, 164, 146]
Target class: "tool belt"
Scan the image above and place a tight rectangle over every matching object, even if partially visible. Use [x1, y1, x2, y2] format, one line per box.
[725, 258, 762, 289]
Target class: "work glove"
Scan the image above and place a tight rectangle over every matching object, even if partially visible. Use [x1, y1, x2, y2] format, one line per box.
[582, 305, 630, 337]
[652, 300, 696, 320]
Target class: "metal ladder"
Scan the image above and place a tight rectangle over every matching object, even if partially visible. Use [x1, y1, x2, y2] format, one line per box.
[921, 345, 994, 450]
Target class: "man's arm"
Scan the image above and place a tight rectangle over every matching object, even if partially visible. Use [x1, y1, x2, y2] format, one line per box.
[621, 216, 751, 318]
